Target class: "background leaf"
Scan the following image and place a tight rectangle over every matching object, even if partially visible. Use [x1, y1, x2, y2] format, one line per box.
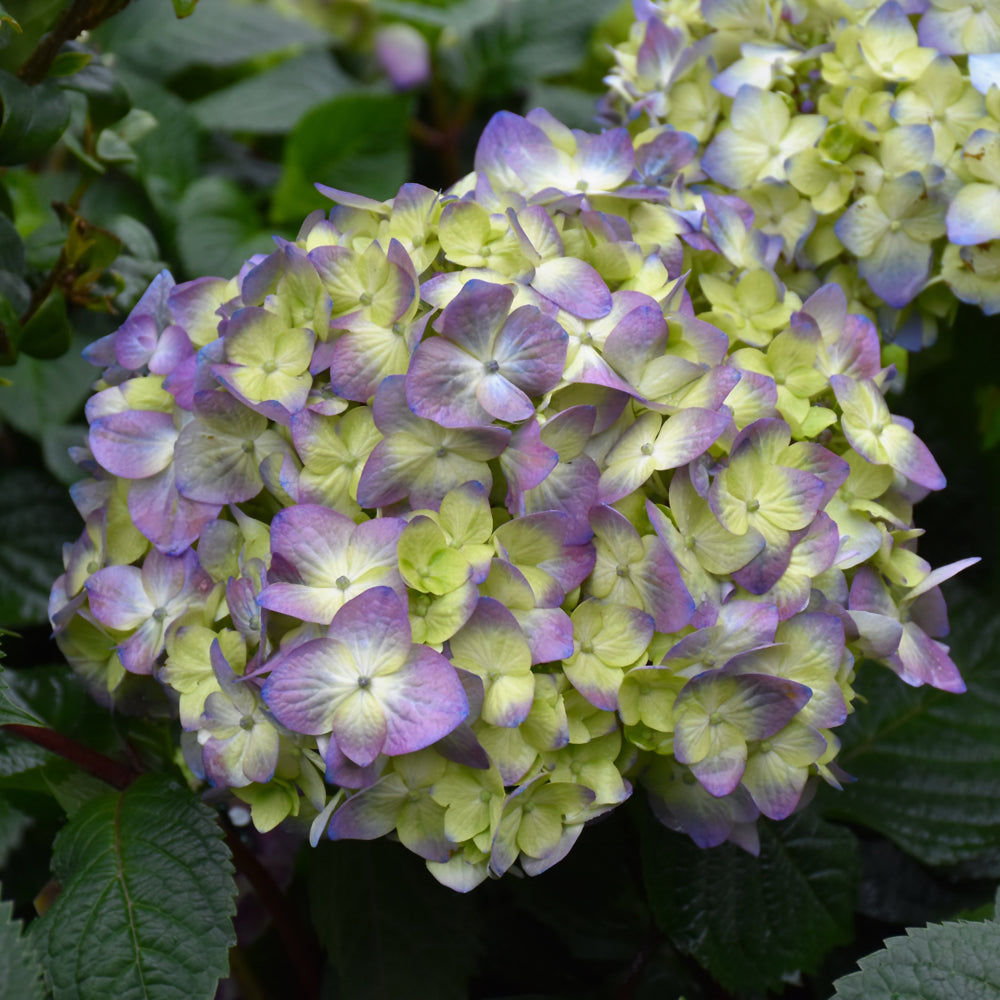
[191, 50, 353, 135]
[0, 334, 94, 441]
[95, 0, 330, 80]
[0, 468, 80, 627]
[30, 774, 236, 1000]
[831, 918, 1000, 999]
[638, 802, 859, 994]
[0, 663, 45, 726]
[0, 886, 45, 1000]
[176, 176, 278, 278]
[272, 92, 412, 224]
[820, 594, 1000, 867]
[0, 71, 70, 166]
[308, 838, 482, 1000]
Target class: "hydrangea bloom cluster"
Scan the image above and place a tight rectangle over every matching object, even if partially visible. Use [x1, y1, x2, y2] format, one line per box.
[600, 0, 1000, 343]
[50, 107, 975, 891]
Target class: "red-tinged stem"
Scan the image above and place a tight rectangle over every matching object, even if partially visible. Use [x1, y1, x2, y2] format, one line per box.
[222, 825, 323, 1000]
[1, 723, 137, 789]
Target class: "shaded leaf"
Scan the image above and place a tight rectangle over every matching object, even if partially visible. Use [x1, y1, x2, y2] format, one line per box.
[0, 798, 31, 867]
[273, 92, 411, 224]
[59, 57, 131, 131]
[832, 918, 1000, 999]
[30, 774, 236, 1000]
[0, 334, 94, 439]
[820, 594, 1000, 866]
[308, 838, 481, 1000]
[19, 289, 71, 359]
[638, 802, 858, 993]
[0, 210, 24, 273]
[0, 663, 45, 726]
[0, 468, 81, 626]
[116, 70, 200, 217]
[191, 50, 353, 135]
[96, 0, 329, 80]
[176, 176, 278, 278]
[0, 887, 44, 1000]
[0, 70, 70, 165]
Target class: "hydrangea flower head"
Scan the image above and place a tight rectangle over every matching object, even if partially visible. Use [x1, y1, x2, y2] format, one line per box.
[51, 102, 974, 891]
[601, 0, 1000, 334]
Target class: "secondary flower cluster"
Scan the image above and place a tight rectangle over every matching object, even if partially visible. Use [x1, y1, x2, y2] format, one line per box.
[601, 0, 1000, 344]
[50, 108, 974, 891]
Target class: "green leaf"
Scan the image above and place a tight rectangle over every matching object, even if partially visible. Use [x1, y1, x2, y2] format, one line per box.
[831, 919, 1000, 999]
[176, 176, 277, 278]
[273, 92, 411, 224]
[58, 58, 131, 131]
[638, 803, 858, 994]
[0, 333, 94, 439]
[95, 0, 330, 81]
[820, 594, 1000, 866]
[0, 292, 19, 363]
[48, 49, 93, 78]
[0, 797, 31, 866]
[19, 289, 71, 359]
[309, 838, 482, 1000]
[30, 774, 236, 1000]
[0, 209, 24, 273]
[0, 5, 22, 34]
[372, 0, 501, 30]
[115, 71, 200, 218]
[0, 663, 45, 726]
[0, 70, 70, 165]
[41, 424, 88, 485]
[191, 50, 353, 135]
[0, 887, 45, 1000]
[505, 0, 621, 80]
[0, 467, 81, 626]
[172, 0, 199, 16]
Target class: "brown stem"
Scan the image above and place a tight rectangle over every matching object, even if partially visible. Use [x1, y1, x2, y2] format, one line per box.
[2, 722, 138, 789]
[223, 825, 323, 1000]
[17, 0, 136, 85]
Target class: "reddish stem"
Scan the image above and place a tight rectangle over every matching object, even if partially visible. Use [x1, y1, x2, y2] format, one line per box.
[1, 723, 137, 789]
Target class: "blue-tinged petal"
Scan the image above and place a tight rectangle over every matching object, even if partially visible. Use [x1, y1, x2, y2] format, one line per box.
[327, 773, 408, 841]
[532, 258, 612, 319]
[946, 183, 1000, 245]
[834, 195, 886, 257]
[969, 53, 1000, 94]
[262, 636, 350, 734]
[859, 229, 932, 308]
[407, 335, 492, 427]
[380, 645, 469, 755]
[90, 410, 177, 479]
[128, 466, 221, 556]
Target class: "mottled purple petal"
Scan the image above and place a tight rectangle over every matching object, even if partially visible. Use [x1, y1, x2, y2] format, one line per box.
[380, 645, 469, 754]
[90, 410, 177, 479]
[531, 258, 612, 319]
[128, 466, 222, 556]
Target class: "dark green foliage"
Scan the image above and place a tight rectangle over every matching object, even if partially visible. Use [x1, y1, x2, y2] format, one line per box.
[820, 597, 1000, 866]
[0, 70, 69, 165]
[29, 775, 237, 1000]
[0, 886, 45, 1000]
[308, 837, 483, 1000]
[639, 804, 859, 993]
[0, 469, 79, 626]
[273, 93, 413, 221]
